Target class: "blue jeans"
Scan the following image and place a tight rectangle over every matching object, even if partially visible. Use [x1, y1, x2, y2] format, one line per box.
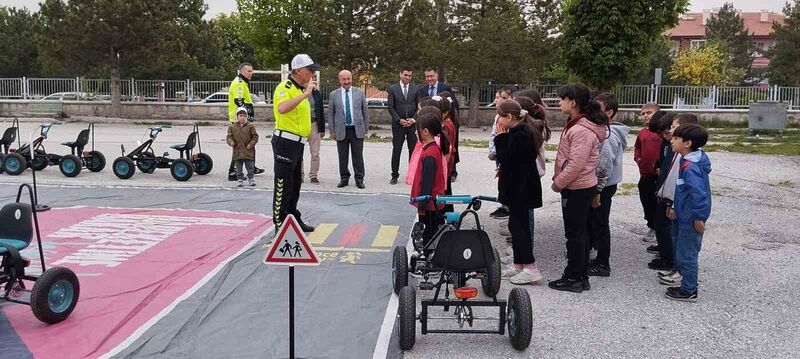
[671, 220, 703, 292]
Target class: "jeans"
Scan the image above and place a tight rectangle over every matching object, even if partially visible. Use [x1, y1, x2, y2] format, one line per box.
[672, 220, 703, 292]
[235, 159, 255, 180]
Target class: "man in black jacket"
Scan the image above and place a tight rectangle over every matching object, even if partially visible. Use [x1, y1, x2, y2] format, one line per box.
[387, 67, 419, 184]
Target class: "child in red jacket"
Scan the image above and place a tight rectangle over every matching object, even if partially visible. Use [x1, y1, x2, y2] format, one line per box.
[634, 103, 664, 242]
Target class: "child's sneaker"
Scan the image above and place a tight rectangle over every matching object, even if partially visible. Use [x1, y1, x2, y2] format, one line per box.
[237, 180, 244, 187]
[500, 254, 513, 265]
[659, 275, 681, 287]
[665, 287, 697, 302]
[249, 179, 256, 186]
[499, 226, 511, 237]
[502, 267, 520, 278]
[510, 267, 542, 285]
[587, 263, 610, 277]
[641, 229, 656, 242]
[658, 270, 681, 279]
[646, 245, 660, 254]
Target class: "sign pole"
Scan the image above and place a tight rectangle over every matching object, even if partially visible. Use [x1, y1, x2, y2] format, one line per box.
[289, 265, 295, 359]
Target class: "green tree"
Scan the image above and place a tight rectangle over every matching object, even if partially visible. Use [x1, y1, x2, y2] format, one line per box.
[631, 35, 676, 85]
[213, 13, 259, 70]
[449, 0, 548, 126]
[236, 0, 315, 69]
[37, 0, 219, 115]
[705, 3, 753, 84]
[0, 6, 41, 77]
[767, 0, 800, 86]
[561, 0, 688, 90]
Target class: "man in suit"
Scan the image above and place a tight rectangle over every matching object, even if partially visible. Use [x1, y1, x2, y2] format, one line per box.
[387, 67, 419, 185]
[417, 67, 459, 111]
[328, 70, 369, 189]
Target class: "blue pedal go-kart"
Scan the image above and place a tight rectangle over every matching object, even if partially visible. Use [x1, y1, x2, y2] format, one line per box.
[112, 124, 213, 181]
[392, 195, 532, 351]
[0, 184, 80, 324]
[0, 117, 20, 174]
[1, 123, 56, 176]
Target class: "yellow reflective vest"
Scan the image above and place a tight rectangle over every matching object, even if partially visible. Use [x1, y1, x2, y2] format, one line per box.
[228, 76, 253, 123]
[272, 77, 311, 137]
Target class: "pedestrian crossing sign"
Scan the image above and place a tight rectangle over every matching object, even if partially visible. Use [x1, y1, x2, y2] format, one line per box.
[264, 214, 320, 266]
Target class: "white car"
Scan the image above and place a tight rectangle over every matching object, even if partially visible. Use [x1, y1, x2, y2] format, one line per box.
[39, 92, 93, 101]
[198, 92, 267, 104]
[366, 98, 387, 107]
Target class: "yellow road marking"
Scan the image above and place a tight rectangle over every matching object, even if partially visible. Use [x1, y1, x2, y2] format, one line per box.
[307, 223, 338, 245]
[315, 246, 390, 253]
[371, 225, 399, 247]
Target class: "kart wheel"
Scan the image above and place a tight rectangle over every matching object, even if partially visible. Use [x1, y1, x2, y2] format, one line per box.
[136, 151, 156, 173]
[507, 287, 533, 351]
[112, 157, 136, 179]
[481, 247, 502, 297]
[85, 150, 106, 172]
[2, 153, 26, 176]
[0, 153, 5, 174]
[398, 286, 416, 351]
[170, 158, 193, 181]
[30, 266, 80, 324]
[59, 154, 82, 177]
[32, 149, 48, 171]
[392, 246, 408, 295]
[193, 153, 213, 175]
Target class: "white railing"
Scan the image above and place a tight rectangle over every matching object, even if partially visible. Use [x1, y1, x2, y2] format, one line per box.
[1, 77, 799, 110]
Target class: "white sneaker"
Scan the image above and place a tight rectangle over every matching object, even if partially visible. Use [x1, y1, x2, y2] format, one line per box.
[237, 180, 244, 187]
[642, 229, 656, 242]
[500, 255, 513, 265]
[502, 267, 520, 278]
[510, 267, 543, 285]
[249, 179, 256, 186]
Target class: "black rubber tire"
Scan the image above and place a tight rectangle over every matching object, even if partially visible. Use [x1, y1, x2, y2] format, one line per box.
[0, 153, 5, 174]
[481, 247, 502, 297]
[170, 158, 194, 181]
[31, 149, 48, 171]
[136, 151, 156, 173]
[392, 246, 408, 295]
[398, 286, 416, 351]
[30, 266, 80, 324]
[2, 152, 26, 176]
[193, 153, 213, 175]
[112, 157, 136, 179]
[85, 150, 106, 172]
[507, 287, 533, 351]
[59, 154, 82, 177]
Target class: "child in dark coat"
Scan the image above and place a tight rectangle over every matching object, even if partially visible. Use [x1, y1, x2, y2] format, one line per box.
[227, 107, 259, 187]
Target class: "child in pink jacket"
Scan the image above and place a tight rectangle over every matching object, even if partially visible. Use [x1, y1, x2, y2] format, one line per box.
[548, 83, 608, 294]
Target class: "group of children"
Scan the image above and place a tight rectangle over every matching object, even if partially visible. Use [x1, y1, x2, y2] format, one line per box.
[409, 83, 712, 302]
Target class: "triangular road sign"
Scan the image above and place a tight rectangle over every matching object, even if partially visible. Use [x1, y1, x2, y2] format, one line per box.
[265, 214, 320, 266]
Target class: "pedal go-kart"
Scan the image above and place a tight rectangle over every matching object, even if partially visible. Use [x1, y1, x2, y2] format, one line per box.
[53, 123, 106, 177]
[1, 123, 56, 176]
[393, 195, 532, 351]
[112, 124, 213, 181]
[0, 117, 20, 174]
[1, 184, 80, 324]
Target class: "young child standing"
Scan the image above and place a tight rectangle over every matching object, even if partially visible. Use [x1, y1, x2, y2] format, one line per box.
[665, 124, 711, 302]
[488, 86, 515, 219]
[549, 84, 607, 293]
[494, 100, 544, 285]
[410, 112, 450, 243]
[634, 103, 663, 242]
[227, 107, 259, 187]
[586, 92, 629, 277]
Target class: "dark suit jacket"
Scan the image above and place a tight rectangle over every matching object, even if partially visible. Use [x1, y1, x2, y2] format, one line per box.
[387, 83, 419, 126]
[417, 81, 460, 112]
[312, 89, 325, 133]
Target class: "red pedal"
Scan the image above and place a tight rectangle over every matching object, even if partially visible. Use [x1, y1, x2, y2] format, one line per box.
[454, 287, 478, 299]
[23, 257, 31, 267]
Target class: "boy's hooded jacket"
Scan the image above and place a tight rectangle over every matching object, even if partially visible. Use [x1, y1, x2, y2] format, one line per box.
[674, 150, 712, 225]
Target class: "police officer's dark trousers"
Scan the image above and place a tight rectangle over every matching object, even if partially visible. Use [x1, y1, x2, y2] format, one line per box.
[272, 136, 304, 228]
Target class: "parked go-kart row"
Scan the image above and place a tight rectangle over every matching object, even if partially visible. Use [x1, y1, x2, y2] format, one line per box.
[0, 119, 213, 182]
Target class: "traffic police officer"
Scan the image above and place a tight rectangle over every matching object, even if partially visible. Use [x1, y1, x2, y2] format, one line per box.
[228, 63, 264, 180]
[271, 54, 320, 233]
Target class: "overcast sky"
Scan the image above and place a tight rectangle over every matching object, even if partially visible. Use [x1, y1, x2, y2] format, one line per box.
[0, 0, 790, 18]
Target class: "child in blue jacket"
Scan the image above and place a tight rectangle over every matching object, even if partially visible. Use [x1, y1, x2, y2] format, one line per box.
[665, 124, 711, 302]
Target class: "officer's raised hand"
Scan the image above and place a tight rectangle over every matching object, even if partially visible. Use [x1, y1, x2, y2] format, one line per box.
[304, 78, 316, 97]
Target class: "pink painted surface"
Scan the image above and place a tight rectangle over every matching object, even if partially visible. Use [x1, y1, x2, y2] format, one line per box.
[336, 224, 368, 246]
[1, 207, 272, 359]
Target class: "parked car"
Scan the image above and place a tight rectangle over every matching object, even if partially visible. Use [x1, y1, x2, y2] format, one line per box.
[366, 98, 387, 107]
[39, 92, 93, 101]
[198, 92, 267, 104]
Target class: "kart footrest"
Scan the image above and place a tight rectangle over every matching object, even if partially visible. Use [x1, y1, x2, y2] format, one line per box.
[419, 281, 436, 290]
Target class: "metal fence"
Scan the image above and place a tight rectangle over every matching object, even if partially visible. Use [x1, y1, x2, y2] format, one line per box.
[1, 77, 799, 110]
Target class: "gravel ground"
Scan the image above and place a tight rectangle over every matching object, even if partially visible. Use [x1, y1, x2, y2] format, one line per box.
[2, 120, 799, 358]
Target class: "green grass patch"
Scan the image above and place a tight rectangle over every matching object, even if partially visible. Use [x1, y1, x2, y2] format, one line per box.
[616, 182, 638, 196]
[775, 180, 795, 188]
[195, 121, 214, 126]
[459, 139, 489, 148]
[545, 144, 559, 151]
[704, 141, 800, 156]
[133, 121, 173, 126]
